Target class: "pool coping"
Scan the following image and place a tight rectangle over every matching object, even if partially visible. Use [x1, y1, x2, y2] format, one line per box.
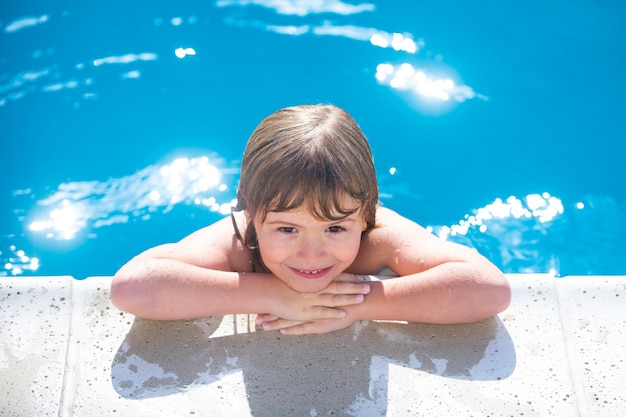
[1, 274, 625, 416]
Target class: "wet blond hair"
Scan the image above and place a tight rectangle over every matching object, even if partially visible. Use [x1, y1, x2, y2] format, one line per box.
[233, 104, 378, 261]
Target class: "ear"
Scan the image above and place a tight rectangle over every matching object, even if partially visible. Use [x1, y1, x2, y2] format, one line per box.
[359, 206, 369, 231]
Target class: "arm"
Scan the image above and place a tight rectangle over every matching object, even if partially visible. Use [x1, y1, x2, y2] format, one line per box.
[351, 206, 510, 323]
[111, 217, 369, 320]
[350, 257, 509, 324]
[112, 251, 279, 320]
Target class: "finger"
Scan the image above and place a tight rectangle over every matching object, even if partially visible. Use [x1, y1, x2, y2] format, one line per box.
[261, 318, 305, 332]
[266, 306, 347, 322]
[278, 322, 316, 336]
[255, 314, 279, 325]
[332, 273, 360, 283]
[321, 293, 366, 308]
[279, 319, 351, 336]
[325, 281, 371, 295]
[314, 306, 347, 319]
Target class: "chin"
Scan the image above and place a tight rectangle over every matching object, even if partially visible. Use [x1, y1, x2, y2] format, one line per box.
[287, 278, 333, 293]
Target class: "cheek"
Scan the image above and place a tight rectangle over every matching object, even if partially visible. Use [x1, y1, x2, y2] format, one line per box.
[337, 234, 363, 261]
[257, 236, 289, 263]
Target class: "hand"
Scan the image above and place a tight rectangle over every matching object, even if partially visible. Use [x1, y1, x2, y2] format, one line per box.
[259, 273, 369, 335]
[255, 311, 358, 335]
[271, 272, 369, 321]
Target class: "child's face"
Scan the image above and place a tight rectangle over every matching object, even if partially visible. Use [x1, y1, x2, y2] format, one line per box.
[252, 195, 366, 293]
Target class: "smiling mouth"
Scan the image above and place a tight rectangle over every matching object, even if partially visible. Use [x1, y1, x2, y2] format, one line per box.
[290, 266, 332, 280]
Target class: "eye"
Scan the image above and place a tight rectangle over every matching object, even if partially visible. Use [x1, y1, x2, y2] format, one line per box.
[327, 225, 346, 233]
[278, 226, 297, 234]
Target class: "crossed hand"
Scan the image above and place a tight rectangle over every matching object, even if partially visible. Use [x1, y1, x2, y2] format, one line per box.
[255, 273, 371, 335]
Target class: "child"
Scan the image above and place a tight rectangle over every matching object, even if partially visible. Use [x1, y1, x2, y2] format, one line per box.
[111, 104, 510, 335]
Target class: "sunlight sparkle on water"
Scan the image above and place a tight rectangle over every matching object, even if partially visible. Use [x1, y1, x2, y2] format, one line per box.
[375, 63, 485, 103]
[4, 15, 49, 33]
[1, 245, 40, 276]
[436, 193, 564, 239]
[175, 47, 197, 59]
[369, 32, 422, 53]
[121, 70, 141, 79]
[29, 199, 85, 240]
[26, 156, 236, 241]
[93, 53, 158, 66]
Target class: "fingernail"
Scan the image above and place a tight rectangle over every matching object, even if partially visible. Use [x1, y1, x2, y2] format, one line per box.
[355, 294, 364, 302]
[356, 275, 365, 282]
[362, 284, 371, 293]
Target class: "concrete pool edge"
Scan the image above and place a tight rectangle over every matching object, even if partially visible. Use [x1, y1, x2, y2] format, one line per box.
[1, 274, 625, 416]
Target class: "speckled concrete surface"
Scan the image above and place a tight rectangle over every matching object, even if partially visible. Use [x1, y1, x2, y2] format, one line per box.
[1, 275, 625, 416]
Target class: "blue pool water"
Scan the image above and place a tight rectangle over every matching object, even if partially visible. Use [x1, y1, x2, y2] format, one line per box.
[1, 1, 625, 278]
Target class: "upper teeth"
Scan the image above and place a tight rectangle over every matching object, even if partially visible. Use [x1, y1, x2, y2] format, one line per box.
[300, 269, 321, 274]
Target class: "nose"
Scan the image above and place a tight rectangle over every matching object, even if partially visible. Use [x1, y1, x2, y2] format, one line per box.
[297, 235, 326, 263]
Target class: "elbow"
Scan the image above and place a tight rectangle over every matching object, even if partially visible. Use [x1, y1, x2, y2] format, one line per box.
[110, 270, 136, 315]
[110, 264, 154, 318]
[110, 276, 129, 314]
[474, 272, 511, 321]
[490, 277, 512, 315]
[498, 276, 512, 312]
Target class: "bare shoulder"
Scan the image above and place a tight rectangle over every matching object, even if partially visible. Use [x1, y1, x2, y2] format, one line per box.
[138, 213, 253, 272]
[354, 206, 482, 275]
[368, 206, 434, 242]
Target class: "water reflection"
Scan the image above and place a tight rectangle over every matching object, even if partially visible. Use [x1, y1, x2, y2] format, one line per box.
[436, 194, 626, 276]
[431, 193, 565, 276]
[376, 63, 485, 103]
[3, 15, 49, 33]
[3, 152, 625, 277]
[26, 155, 237, 241]
[1, 3, 474, 113]
[223, 11, 423, 55]
[2, 3, 623, 277]
[217, 2, 474, 105]
[435, 193, 565, 239]
[2, 246, 40, 276]
[174, 47, 197, 59]
[216, 0, 376, 16]
[93, 53, 158, 67]
[369, 31, 423, 53]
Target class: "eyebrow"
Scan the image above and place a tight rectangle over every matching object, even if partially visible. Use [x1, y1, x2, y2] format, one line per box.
[263, 220, 299, 226]
[263, 214, 360, 226]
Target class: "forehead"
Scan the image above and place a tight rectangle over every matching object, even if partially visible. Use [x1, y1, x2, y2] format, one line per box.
[263, 206, 362, 225]
[262, 194, 362, 221]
